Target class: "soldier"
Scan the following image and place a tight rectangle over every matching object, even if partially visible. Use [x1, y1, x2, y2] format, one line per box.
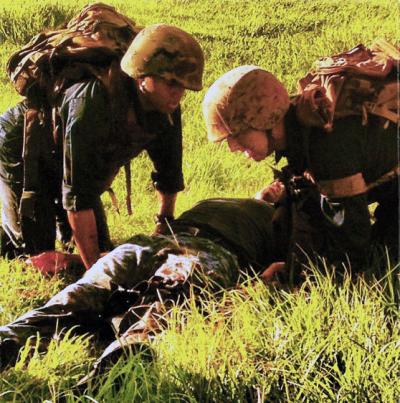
[0, 197, 280, 373]
[0, 24, 204, 269]
[202, 64, 398, 275]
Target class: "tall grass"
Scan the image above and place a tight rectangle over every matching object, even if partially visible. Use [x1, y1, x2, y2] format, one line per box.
[2, 269, 395, 401]
[0, 0, 398, 400]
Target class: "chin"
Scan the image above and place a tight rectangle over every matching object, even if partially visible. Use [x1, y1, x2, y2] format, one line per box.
[160, 106, 177, 114]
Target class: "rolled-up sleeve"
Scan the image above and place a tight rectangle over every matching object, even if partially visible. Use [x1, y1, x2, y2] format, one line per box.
[146, 108, 184, 194]
[61, 81, 111, 211]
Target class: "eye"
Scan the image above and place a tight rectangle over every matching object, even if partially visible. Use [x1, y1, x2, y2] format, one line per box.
[166, 79, 183, 89]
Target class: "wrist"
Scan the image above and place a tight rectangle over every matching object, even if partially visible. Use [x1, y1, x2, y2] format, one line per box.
[154, 213, 174, 225]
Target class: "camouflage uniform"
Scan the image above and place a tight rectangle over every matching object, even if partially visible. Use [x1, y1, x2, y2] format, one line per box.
[0, 198, 276, 373]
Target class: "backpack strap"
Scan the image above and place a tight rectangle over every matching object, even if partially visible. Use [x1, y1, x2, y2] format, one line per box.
[363, 82, 400, 126]
[366, 166, 400, 191]
[124, 162, 133, 215]
[100, 61, 135, 215]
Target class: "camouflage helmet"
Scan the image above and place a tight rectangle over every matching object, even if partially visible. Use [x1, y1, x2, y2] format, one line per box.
[121, 23, 204, 91]
[202, 65, 290, 142]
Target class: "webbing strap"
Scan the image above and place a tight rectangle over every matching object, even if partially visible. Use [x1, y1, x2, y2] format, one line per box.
[367, 166, 400, 191]
[318, 167, 399, 198]
[107, 188, 120, 214]
[318, 173, 367, 198]
[124, 162, 133, 215]
[107, 164, 133, 216]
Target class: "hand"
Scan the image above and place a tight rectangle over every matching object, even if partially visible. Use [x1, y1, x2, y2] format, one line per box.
[260, 261, 286, 284]
[152, 214, 174, 236]
[152, 222, 170, 236]
[255, 181, 286, 203]
[26, 251, 69, 275]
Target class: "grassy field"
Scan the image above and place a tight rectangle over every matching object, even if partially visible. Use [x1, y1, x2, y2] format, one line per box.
[0, 0, 399, 401]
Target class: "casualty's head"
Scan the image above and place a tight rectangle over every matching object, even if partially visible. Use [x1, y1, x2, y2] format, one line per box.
[202, 66, 290, 161]
[121, 24, 204, 113]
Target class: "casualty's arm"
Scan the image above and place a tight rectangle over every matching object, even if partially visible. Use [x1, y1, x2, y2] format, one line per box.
[260, 261, 286, 284]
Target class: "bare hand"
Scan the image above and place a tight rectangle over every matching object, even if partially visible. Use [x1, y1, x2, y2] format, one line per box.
[26, 251, 70, 275]
[260, 261, 286, 284]
[255, 181, 286, 203]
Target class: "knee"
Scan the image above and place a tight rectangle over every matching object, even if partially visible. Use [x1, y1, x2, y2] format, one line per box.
[82, 243, 146, 288]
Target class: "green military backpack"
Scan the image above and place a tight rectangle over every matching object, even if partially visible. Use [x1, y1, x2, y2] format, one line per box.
[295, 39, 400, 132]
[6, 3, 141, 219]
[7, 2, 140, 98]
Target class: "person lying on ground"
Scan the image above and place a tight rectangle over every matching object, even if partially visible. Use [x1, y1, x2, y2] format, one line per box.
[0, 197, 284, 377]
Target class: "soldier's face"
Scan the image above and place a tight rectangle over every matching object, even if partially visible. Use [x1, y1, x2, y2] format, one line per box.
[226, 129, 272, 161]
[139, 76, 185, 113]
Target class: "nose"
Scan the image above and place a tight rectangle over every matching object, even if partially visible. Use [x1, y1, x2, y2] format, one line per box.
[170, 84, 185, 102]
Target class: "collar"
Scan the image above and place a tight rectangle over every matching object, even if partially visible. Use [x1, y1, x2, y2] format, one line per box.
[276, 100, 310, 174]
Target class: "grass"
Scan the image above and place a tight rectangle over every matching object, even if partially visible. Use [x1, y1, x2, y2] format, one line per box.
[0, 0, 399, 400]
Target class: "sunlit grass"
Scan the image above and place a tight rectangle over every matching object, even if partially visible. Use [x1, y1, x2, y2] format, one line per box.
[0, 0, 398, 400]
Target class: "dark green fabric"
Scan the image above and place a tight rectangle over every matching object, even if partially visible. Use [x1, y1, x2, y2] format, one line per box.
[279, 103, 398, 270]
[0, 102, 27, 184]
[283, 104, 397, 184]
[60, 78, 184, 211]
[173, 198, 277, 271]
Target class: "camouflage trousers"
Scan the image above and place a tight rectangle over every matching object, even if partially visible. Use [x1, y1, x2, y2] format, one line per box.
[0, 234, 239, 372]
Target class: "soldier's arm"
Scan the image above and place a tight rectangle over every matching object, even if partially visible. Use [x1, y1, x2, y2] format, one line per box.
[157, 191, 177, 218]
[68, 209, 100, 269]
[146, 108, 184, 233]
[153, 191, 177, 234]
[60, 81, 111, 268]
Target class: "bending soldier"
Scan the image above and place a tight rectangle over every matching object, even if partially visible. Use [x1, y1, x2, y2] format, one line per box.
[203, 56, 398, 275]
[0, 23, 204, 269]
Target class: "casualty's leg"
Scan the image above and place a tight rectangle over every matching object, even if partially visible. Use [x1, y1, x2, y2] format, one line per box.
[81, 237, 241, 384]
[0, 242, 163, 368]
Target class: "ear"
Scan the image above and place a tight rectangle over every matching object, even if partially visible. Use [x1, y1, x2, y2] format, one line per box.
[136, 77, 146, 92]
